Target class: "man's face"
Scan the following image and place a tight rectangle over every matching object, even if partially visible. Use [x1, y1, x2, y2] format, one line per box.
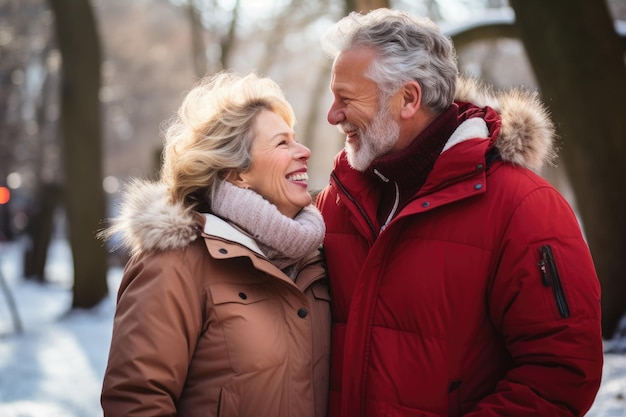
[328, 48, 400, 171]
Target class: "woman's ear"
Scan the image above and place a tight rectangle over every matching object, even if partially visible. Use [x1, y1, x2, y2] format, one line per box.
[399, 81, 422, 119]
[223, 170, 250, 189]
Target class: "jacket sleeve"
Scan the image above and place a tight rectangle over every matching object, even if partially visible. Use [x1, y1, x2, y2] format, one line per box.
[101, 250, 204, 417]
[468, 186, 603, 416]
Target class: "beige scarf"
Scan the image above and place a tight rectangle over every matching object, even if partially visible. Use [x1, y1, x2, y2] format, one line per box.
[211, 180, 325, 278]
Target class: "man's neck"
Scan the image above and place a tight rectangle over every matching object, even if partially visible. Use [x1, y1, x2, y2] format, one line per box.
[391, 107, 440, 153]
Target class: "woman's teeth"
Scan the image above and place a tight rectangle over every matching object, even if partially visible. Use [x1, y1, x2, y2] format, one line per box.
[287, 172, 308, 182]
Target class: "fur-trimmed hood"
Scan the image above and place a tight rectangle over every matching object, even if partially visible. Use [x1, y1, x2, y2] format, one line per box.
[455, 77, 556, 172]
[102, 179, 200, 257]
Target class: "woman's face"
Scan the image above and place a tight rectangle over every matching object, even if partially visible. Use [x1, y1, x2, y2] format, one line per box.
[234, 110, 312, 218]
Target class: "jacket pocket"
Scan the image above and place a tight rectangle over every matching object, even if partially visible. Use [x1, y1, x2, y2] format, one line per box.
[209, 282, 287, 373]
[537, 244, 570, 318]
[211, 282, 270, 305]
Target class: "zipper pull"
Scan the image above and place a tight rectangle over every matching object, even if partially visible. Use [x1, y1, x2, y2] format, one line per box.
[538, 244, 570, 318]
[538, 250, 550, 286]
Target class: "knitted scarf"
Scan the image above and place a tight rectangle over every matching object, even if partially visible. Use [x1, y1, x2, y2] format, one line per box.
[211, 180, 325, 278]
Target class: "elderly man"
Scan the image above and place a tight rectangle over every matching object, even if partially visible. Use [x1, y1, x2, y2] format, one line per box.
[316, 8, 603, 417]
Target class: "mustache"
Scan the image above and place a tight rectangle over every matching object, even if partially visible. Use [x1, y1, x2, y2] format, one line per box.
[337, 123, 358, 134]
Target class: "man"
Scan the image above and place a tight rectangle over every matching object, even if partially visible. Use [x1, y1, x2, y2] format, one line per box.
[315, 8, 603, 417]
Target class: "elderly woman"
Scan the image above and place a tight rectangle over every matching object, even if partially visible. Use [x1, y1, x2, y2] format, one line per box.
[100, 72, 330, 417]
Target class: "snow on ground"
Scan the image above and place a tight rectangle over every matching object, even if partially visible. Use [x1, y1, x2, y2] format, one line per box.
[0, 237, 625, 416]
[0, 238, 121, 417]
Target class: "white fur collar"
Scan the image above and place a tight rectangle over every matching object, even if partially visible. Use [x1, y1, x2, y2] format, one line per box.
[455, 77, 556, 172]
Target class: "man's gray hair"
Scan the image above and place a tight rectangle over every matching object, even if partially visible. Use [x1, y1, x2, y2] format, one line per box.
[321, 8, 458, 114]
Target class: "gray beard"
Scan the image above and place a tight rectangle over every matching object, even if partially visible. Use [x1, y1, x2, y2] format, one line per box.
[344, 103, 400, 172]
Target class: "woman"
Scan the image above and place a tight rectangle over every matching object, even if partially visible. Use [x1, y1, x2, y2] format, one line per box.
[100, 72, 330, 417]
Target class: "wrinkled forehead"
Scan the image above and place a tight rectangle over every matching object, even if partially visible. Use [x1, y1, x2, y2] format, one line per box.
[331, 48, 376, 82]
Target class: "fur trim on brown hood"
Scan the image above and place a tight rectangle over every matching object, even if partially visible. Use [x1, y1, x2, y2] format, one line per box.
[99, 179, 199, 257]
[455, 77, 557, 172]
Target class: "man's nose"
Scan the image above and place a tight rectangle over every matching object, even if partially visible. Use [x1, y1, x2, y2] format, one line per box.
[327, 100, 345, 125]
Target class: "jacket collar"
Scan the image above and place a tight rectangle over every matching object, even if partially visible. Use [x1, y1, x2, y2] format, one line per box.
[201, 215, 325, 291]
[201, 213, 264, 256]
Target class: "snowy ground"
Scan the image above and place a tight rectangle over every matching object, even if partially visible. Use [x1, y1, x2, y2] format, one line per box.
[0, 238, 625, 417]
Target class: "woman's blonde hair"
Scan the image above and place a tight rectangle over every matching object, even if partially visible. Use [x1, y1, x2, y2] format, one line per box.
[160, 71, 295, 208]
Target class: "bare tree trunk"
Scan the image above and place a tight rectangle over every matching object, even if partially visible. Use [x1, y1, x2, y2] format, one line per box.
[303, 60, 332, 152]
[0, 267, 22, 333]
[23, 50, 59, 282]
[220, 0, 241, 70]
[23, 183, 60, 281]
[188, 0, 208, 79]
[48, 0, 109, 309]
[510, 0, 626, 338]
[256, 0, 301, 75]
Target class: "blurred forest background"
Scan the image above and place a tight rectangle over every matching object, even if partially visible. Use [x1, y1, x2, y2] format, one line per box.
[0, 0, 625, 338]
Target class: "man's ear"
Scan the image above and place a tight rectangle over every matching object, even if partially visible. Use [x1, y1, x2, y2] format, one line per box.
[399, 81, 422, 119]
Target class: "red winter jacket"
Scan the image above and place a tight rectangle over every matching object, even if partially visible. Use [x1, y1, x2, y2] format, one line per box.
[316, 78, 603, 417]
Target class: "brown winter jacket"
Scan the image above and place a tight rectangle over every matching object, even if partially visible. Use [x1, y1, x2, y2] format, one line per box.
[100, 181, 331, 417]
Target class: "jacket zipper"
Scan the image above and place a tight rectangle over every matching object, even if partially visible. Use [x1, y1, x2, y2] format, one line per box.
[332, 159, 482, 237]
[331, 172, 377, 238]
[373, 169, 399, 233]
[380, 180, 399, 233]
[538, 245, 570, 318]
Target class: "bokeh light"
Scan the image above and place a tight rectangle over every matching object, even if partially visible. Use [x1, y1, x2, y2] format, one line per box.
[0, 186, 10, 204]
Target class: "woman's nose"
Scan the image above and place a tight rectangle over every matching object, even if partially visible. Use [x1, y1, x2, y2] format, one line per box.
[295, 142, 311, 160]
